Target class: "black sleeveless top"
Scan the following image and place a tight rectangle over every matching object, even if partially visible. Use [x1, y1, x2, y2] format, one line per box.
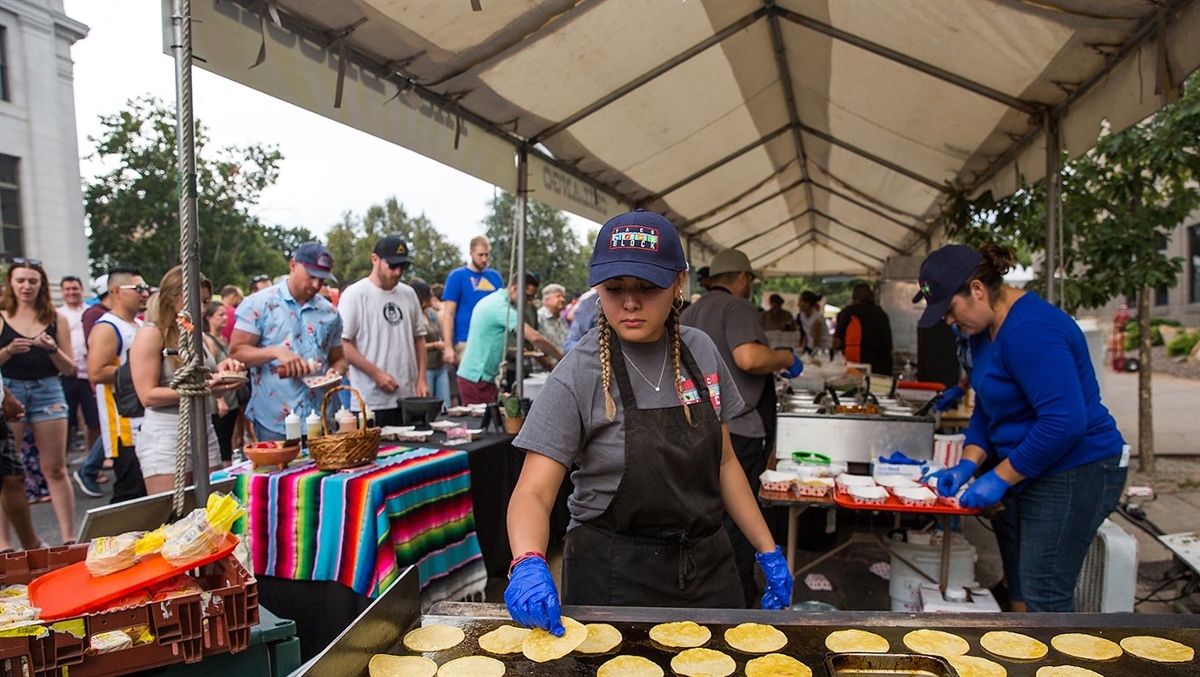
[0, 320, 60, 381]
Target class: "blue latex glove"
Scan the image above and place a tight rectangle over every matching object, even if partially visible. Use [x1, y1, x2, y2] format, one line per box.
[756, 546, 793, 610]
[927, 459, 977, 498]
[783, 355, 804, 379]
[932, 385, 965, 413]
[959, 469, 1011, 509]
[504, 557, 565, 636]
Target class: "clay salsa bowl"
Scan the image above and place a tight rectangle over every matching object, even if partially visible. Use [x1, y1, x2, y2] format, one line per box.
[243, 440, 301, 470]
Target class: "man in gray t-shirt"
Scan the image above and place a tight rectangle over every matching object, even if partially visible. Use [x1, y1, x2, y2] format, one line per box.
[680, 248, 801, 607]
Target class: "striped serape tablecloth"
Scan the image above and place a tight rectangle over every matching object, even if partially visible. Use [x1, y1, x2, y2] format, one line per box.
[224, 445, 486, 604]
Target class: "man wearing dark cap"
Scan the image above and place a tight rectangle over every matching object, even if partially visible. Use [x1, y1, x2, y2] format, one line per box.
[681, 248, 802, 608]
[696, 265, 712, 292]
[456, 272, 563, 405]
[230, 242, 348, 441]
[760, 293, 796, 332]
[833, 283, 893, 376]
[338, 236, 428, 426]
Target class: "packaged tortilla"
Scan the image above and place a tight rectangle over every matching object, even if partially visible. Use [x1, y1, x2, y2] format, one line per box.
[0, 601, 39, 628]
[89, 629, 133, 654]
[147, 575, 203, 602]
[0, 584, 29, 603]
[160, 509, 218, 567]
[86, 532, 144, 576]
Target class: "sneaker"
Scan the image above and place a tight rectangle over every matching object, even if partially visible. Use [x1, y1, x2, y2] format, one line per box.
[72, 469, 104, 498]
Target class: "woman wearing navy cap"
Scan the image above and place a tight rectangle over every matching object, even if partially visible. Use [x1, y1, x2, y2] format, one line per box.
[504, 211, 792, 634]
[918, 243, 1127, 612]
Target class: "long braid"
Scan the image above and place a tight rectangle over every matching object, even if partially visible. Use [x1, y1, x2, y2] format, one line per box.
[598, 311, 617, 421]
[670, 300, 695, 427]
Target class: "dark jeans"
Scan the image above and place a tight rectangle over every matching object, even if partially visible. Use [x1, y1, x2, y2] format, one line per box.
[992, 453, 1127, 612]
[81, 437, 105, 481]
[61, 376, 99, 427]
[723, 432, 769, 608]
[111, 442, 147, 505]
[212, 409, 239, 462]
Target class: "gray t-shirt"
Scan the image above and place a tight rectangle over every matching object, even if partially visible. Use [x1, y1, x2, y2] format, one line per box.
[339, 279, 426, 410]
[680, 289, 771, 438]
[514, 326, 745, 529]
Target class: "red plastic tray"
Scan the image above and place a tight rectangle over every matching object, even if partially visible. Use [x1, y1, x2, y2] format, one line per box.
[833, 487, 981, 515]
[28, 533, 239, 621]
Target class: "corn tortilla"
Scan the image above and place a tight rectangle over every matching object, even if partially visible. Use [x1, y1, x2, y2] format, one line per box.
[947, 655, 1007, 677]
[903, 629, 970, 657]
[1119, 635, 1195, 663]
[402, 624, 464, 652]
[477, 625, 531, 655]
[648, 620, 711, 648]
[745, 653, 812, 677]
[367, 654, 436, 677]
[980, 630, 1048, 660]
[597, 655, 664, 677]
[1051, 633, 1123, 661]
[575, 622, 623, 654]
[1036, 666, 1104, 677]
[670, 648, 736, 677]
[522, 616, 587, 662]
[825, 628, 889, 653]
[436, 655, 504, 677]
[724, 622, 787, 654]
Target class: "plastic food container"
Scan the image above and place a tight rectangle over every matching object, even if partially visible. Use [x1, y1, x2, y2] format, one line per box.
[835, 473, 877, 494]
[893, 486, 938, 507]
[759, 470, 797, 493]
[847, 485, 889, 505]
[791, 477, 833, 497]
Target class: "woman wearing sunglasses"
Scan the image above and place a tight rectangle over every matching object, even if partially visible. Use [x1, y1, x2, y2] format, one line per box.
[0, 258, 78, 545]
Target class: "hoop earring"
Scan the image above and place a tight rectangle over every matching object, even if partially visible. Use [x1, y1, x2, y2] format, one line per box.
[673, 295, 684, 311]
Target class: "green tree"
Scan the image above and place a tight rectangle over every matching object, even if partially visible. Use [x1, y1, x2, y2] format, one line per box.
[324, 196, 461, 287]
[84, 96, 307, 288]
[947, 72, 1200, 473]
[483, 192, 591, 294]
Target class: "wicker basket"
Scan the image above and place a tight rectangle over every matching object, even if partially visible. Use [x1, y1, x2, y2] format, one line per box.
[307, 386, 381, 471]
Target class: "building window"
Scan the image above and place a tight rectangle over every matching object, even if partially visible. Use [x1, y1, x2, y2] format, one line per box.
[0, 26, 8, 102]
[0, 155, 21, 257]
[1190, 224, 1200, 304]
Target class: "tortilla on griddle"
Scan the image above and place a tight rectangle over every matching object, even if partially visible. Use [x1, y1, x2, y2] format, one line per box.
[724, 622, 787, 654]
[1051, 633, 1123, 661]
[436, 655, 505, 677]
[402, 624, 465, 652]
[575, 622, 623, 654]
[648, 620, 711, 648]
[1036, 666, 1104, 677]
[368, 654, 436, 677]
[947, 655, 1007, 677]
[980, 630, 1048, 660]
[745, 653, 812, 677]
[1119, 635, 1195, 663]
[522, 616, 587, 662]
[597, 655, 664, 677]
[477, 625, 531, 655]
[903, 629, 970, 657]
[825, 628, 889, 653]
[670, 648, 736, 677]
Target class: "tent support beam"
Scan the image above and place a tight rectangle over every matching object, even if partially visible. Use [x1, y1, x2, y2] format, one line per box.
[651, 124, 792, 200]
[809, 181, 925, 237]
[811, 232, 887, 267]
[767, 10, 819, 235]
[1044, 110, 1061, 307]
[692, 176, 809, 236]
[530, 7, 768, 144]
[680, 160, 801, 229]
[812, 209, 904, 255]
[514, 146, 529, 397]
[773, 5, 1040, 115]
[730, 211, 811, 250]
[801, 125, 943, 191]
[171, 0, 210, 508]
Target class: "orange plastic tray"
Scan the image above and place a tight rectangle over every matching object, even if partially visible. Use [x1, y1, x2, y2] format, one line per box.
[833, 487, 981, 516]
[28, 532, 239, 621]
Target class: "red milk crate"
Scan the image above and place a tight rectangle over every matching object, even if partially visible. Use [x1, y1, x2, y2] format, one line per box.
[0, 543, 258, 677]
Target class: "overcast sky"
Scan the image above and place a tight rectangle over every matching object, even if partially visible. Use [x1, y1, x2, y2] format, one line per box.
[63, 0, 596, 257]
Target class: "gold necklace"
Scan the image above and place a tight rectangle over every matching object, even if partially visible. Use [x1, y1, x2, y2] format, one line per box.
[622, 348, 668, 392]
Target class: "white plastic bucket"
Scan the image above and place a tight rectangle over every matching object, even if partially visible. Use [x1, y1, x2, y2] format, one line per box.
[889, 541, 977, 612]
[932, 434, 965, 469]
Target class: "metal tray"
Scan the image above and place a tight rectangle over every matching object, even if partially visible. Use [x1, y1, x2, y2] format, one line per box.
[827, 652, 955, 676]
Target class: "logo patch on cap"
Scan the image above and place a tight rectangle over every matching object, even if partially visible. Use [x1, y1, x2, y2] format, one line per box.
[316, 253, 333, 269]
[609, 225, 659, 252]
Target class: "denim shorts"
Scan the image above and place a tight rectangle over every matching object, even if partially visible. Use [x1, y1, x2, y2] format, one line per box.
[6, 376, 69, 423]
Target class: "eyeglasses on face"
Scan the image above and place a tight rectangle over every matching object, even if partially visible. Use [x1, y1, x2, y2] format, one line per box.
[10, 257, 43, 267]
[386, 261, 408, 271]
[119, 284, 153, 294]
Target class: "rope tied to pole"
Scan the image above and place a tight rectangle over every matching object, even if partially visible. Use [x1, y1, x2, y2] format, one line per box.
[169, 311, 211, 516]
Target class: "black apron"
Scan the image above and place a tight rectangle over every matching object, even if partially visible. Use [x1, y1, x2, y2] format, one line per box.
[561, 338, 742, 608]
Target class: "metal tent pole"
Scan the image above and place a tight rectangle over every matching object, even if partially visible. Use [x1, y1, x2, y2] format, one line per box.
[171, 0, 210, 511]
[514, 147, 529, 397]
[1044, 111, 1061, 308]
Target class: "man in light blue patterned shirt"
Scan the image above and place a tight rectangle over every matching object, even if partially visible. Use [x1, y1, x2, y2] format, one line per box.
[230, 243, 348, 441]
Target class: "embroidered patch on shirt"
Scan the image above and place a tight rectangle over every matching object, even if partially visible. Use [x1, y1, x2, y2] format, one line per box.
[609, 225, 659, 251]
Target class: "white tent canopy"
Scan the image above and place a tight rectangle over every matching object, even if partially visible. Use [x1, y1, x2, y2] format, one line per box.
[176, 0, 1200, 278]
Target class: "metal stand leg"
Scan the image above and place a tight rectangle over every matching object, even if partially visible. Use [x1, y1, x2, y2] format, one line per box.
[786, 506, 805, 572]
[939, 515, 952, 595]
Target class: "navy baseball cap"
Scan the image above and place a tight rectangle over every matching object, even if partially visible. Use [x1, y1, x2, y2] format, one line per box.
[589, 210, 687, 288]
[913, 244, 983, 329]
[293, 242, 334, 279]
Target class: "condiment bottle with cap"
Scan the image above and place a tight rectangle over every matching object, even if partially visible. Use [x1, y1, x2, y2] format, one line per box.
[306, 412, 322, 440]
[335, 408, 358, 434]
[284, 412, 301, 446]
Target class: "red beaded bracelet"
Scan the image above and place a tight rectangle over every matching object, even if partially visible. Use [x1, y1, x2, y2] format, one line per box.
[508, 550, 546, 578]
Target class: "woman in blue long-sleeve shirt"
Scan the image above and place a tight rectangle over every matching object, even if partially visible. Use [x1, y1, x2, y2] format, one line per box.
[916, 244, 1128, 612]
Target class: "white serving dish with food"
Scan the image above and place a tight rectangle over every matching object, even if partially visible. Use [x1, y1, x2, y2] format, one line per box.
[791, 476, 834, 497]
